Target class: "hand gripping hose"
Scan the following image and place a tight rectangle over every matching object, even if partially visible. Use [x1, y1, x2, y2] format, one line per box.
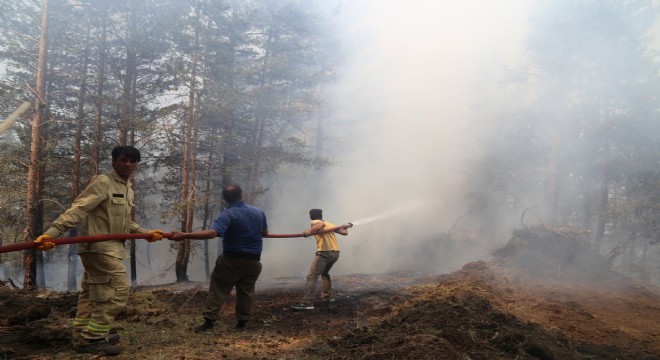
[0, 224, 353, 254]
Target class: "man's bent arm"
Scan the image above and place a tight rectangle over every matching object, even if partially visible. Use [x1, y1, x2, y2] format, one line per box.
[303, 222, 325, 237]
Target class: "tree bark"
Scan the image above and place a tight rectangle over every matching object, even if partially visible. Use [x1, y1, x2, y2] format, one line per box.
[175, 26, 198, 282]
[92, 10, 107, 175]
[184, 56, 201, 274]
[544, 129, 561, 225]
[119, 8, 136, 145]
[202, 148, 214, 281]
[220, 3, 241, 190]
[23, 0, 49, 289]
[245, 30, 274, 203]
[594, 136, 610, 252]
[311, 105, 324, 205]
[129, 79, 137, 286]
[67, 37, 90, 292]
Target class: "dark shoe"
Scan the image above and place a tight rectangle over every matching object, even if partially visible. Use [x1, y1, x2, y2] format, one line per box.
[194, 318, 215, 334]
[107, 333, 120, 345]
[290, 303, 314, 310]
[321, 296, 336, 302]
[74, 340, 122, 356]
[234, 320, 247, 332]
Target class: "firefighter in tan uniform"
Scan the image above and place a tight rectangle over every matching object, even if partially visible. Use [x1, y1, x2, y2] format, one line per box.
[34, 146, 163, 356]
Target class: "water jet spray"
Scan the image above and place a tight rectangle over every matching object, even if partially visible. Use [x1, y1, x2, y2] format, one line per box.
[349, 202, 421, 226]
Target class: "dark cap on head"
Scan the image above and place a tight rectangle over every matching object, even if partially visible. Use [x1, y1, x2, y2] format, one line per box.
[309, 209, 322, 220]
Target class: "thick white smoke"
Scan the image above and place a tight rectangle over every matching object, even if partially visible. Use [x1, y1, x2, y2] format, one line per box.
[263, 0, 530, 279]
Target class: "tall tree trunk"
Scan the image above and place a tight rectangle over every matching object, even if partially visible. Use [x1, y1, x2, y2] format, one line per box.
[129, 77, 137, 286]
[68, 38, 90, 291]
[92, 11, 107, 174]
[311, 106, 324, 205]
[116, 4, 138, 284]
[594, 136, 610, 252]
[35, 161, 45, 288]
[581, 182, 593, 229]
[246, 117, 266, 203]
[245, 31, 274, 203]
[202, 148, 214, 281]
[36, 61, 57, 289]
[119, 9, 136, 145]
[580, 139, 598, 229]
[184, 58, 202, 274]
[220, 4, 240, 189]
[188, 86, 202, 230]
[639, 238, 649, 281]
[23, 0, 49, 289]
[544, 129, 561, 225]
[175, 27, 198, 282]
[627, 236, 636, 273]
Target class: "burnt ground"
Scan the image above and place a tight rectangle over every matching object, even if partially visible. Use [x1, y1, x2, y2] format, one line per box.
[1, 226, 660, 359]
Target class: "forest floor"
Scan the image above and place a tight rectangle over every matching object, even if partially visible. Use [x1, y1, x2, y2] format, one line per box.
[1, 226, 660, 360]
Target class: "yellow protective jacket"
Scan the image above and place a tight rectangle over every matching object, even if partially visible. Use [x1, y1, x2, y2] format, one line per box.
[44, 169, 148, 259]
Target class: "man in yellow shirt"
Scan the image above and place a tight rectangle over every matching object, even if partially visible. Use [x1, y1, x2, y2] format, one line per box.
[34, 145, 163, 356]
[291, 209, 349, 310]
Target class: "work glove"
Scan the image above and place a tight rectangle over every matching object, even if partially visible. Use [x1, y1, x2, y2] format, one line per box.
[34, 234, 56, 251]
[146, 230, 164, 242]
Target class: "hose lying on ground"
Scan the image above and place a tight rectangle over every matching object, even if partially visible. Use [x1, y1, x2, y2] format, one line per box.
[0, 224, 353, 254]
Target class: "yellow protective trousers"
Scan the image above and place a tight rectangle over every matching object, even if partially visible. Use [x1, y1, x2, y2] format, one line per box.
[71, 253, 129, 345]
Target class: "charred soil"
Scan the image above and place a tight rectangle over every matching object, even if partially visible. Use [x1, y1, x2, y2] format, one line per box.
[1, 226, 659, 359]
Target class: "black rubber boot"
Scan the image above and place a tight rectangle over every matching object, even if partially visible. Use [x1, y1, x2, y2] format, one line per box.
[194, 318, 215, 334]
[235, 320, 247, 332]
[107, 333, 120, 345]
[74, 339, 122, 356]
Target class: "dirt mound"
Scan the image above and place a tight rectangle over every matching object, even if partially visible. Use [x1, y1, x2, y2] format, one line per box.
[0, 288, 77, 358]
[326, 228, 660, 359]
[326, 261, 660, 359]
[328, 270, 555, 360]
[492, 226, 612, 280]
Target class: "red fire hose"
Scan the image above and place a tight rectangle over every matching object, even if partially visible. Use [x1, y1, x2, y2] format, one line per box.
[0, 224, 352, 254]
[0, 233, 175, 254]
[264, 224, 351, 238]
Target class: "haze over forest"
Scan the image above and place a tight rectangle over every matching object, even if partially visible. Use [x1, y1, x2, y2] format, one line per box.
[1, 0, 659, 290]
